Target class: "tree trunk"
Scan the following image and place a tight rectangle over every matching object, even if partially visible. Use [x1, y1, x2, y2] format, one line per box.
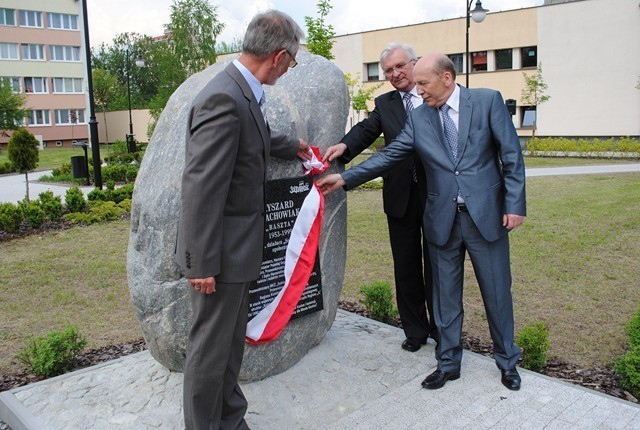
[24, 172, 30, 203]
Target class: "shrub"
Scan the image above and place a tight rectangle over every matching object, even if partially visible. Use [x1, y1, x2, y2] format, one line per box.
[102, 164, 128, 183]
[38, 190, 62, 222]
[360, 281, 396, 324]
[65, 186, 87, 213]
[526, 137, 640, 158]
[17, 325, 87, 378]
[0, 202, 23, 233]
[615, 345, 640, 399]
[125, 165, 138, 183]
[52, 161, 72, 177]
[516, 321, 550, 371]
[0, 161, 15, 174]
[88, 183, 133, 204]
[25, 200, 46, 229]
[626, 305, 640, 348]
[64, 200, 124, 225]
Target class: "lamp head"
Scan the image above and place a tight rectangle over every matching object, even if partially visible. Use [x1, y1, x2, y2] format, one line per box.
[471, 0, 488, 23]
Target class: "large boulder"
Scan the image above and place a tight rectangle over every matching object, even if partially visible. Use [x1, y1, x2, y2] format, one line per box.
[127, 51, 349, 381]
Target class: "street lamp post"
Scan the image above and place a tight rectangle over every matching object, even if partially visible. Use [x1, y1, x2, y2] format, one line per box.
[125, 48, 144, 153]
[465, 0, 488, 88]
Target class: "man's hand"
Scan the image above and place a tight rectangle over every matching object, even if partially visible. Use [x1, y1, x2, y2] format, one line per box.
[322, 143, 347, 163]
[316, 173, 346, 195]
[503, 214, 525, 230]
[297, 138, 312, 160]
[189, 276, 216, 295]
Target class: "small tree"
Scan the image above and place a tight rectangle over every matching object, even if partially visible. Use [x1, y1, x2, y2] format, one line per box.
[520, 62, 550, 137]
[304, 0, 336, 60]
[7, 128, 39, 202]
[92, 68, 118, 147]
[0, 77, 28, 137]
[345, 73, 383, 127]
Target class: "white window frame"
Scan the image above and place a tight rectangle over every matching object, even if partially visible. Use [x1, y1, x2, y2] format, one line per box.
[24, 77, 48, 94]
[53, 77, 83, 93]
[0, 8, 16, 26]
[55, 109, 86, 125]
[21, 44, 45, 61]
[49, 45, 81, 62]
[0, 42, 19, 60]
[46, 12, 78, 31]
[19, 10, 43, 28]
[27, 110, 51, 126]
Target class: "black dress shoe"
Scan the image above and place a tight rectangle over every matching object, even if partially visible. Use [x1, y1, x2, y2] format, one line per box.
[501, 368, 521, 391]
[401, 337, 427, 352]
[421, 369, 460, 389]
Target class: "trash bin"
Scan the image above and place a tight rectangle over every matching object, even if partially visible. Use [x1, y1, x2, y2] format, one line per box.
[71, 155, 87, 179]
[505, 99, 517, 116]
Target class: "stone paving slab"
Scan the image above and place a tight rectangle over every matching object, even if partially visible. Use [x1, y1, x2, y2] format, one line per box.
[1, 311, 639, 429]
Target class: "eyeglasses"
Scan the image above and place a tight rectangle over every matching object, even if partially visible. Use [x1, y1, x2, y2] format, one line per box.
[383, 60, 416, 77]
[285, 49, 298, 69]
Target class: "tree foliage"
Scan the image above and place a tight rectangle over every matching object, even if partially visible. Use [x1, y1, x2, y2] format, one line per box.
[92, 68, 118, 143]
[8, 128, 39, 202]
[305, 0, 336, 60]
[345, 73, 383, 126]
[521, 62, 550, 137]
[0, 78, 28, 136]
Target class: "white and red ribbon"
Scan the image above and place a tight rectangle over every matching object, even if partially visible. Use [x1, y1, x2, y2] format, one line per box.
[246, 146, 327, 344]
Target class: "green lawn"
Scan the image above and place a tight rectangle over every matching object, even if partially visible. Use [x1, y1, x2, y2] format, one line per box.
[0, 145, 117, 171]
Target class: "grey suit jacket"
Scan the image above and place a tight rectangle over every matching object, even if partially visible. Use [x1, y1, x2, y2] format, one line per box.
[175, 63, 299, 282]
[343, 85, 526, 246]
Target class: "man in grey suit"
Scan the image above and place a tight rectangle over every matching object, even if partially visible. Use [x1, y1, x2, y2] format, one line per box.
[175, 10, 310, 429]
[318, 53, 526, 391]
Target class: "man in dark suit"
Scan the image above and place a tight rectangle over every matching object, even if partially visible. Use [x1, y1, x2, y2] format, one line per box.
[323, 43, 436, 352]
[318, 53, 526, 391]
[175, 10, 310, 429]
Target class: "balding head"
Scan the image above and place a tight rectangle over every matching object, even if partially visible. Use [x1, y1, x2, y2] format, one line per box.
[413, 53, 457, 108]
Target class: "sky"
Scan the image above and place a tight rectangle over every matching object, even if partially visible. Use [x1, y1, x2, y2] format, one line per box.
[86, 0, 544, 49]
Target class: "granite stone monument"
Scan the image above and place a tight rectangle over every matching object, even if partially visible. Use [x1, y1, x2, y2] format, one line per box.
[127, 51, 349, 381]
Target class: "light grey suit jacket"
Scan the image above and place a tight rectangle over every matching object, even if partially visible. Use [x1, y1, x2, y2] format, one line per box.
[343, 85, 526, 247]
[175, 63, 299, 282]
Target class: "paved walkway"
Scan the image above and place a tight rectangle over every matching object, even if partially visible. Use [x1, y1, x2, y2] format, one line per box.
[1, 311, 639, 429]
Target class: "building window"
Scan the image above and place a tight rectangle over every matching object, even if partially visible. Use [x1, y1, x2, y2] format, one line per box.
[27, 110, 51, 126]
[24, 77, 48, 94]
[21, 44, 46, 61]
[46, 12, 78, 30]
[521, 46, 537, 68]
[53, 77, 83, 93]
[471, 51, 487, 72]
[0, 8, 16, 26]
[448, 54, 464, 73]
[1, 76, 21, 92]
[49, 45, 81, 62]
[55, 109, 86, 125]
[521, 106, 536, 127]
[19, 10, 43, 28]
[0, 42, 19, 60]
[495, 49, 513, 70]
[366, 62, 379, 81]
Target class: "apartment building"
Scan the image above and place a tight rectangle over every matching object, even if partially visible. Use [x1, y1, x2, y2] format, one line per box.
[332, 0, 640, 139]
[0, 0, 88, 148]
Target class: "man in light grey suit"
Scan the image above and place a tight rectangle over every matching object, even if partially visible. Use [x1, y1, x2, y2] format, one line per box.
[318, 53, 526, 391]
[175, 10, 310, 430]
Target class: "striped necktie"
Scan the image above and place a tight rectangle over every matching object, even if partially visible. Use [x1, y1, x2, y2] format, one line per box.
[403, 93, 418, 183]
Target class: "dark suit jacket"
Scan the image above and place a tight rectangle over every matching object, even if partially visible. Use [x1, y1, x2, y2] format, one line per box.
[342, 85, 526, 246]
[340, 90, 425, 218]
[176, 63, 299, 282]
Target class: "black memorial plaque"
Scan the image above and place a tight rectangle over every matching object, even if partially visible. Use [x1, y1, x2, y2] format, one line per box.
[248, 175, 323, 322]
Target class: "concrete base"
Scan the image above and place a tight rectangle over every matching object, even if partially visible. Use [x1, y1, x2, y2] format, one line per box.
[1, 311, 639, 429]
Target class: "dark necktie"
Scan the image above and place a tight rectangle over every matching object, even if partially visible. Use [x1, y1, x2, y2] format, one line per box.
[403, 93, 418, 183]
[440, 103, 458, 160]
[259, 92, 267, 123]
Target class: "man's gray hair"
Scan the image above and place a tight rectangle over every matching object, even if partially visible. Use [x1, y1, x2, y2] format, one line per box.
[242, 10, 304, 58]
[379, 42, 418, 64]
[433, 54, 457, 81]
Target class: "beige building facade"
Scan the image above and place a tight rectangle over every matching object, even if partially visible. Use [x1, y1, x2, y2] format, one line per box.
[332, 0, 640, 139]
[0, 0, 88, 148]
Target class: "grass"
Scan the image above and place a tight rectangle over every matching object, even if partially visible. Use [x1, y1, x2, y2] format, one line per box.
[0, 167, 639, 375]
[344, 173, 640, 368]
[0, 145, 117, 172]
